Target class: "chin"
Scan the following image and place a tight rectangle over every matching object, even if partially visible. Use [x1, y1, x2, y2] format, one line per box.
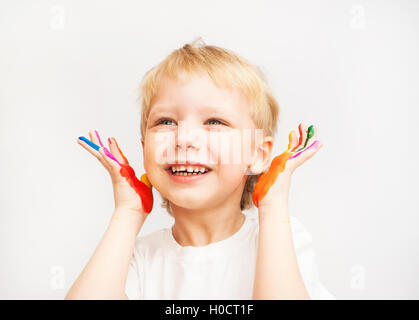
[165, 191, 216, 210]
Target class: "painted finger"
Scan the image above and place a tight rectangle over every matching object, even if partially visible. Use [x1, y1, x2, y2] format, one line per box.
[100, 141, 153, 212]
[294, 140, 323, 166]
[289, 139, 322, 160]
[285, 130, 298, 153]
[94, 130, 105, 147]
[78, 137, 112, 170]
[140, 173, 153, 188]
[291, 123, 307, 152]
[81, 134, 120, 166]
[110, 137, 129, 165]
[93, 130, 122, 166]
[89, 130, 100, 146]
[305, 125, 318, 149]
[119, 164, 154, 213]
[108, 137, 125, 165]
[304, 125, 316, 147]
[78, 136, 101, 157]
[296, 124, 315, 152]
[98, 146, 121, 173]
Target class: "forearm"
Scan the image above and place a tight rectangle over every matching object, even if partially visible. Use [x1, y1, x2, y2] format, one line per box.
[65, 209, 146, 299]
[253, 203, 310, 300]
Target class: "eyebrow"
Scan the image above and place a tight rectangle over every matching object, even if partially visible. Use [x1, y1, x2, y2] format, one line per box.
[149, 104, 234, 119]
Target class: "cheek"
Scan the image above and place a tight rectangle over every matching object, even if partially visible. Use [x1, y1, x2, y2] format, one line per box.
[208, 131, 255, 168]
[216, 164, 247, 187]
[142, 137, 153, 171]
[142, 136, 164, 185]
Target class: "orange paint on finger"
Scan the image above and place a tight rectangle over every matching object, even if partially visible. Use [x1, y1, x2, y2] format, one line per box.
[111, 137, 129, 165]
[252, 151, 292, 208]
[252, 124, 320, 208]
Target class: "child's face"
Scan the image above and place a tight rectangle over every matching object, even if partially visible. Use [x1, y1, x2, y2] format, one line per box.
[142, 73, 258, 211]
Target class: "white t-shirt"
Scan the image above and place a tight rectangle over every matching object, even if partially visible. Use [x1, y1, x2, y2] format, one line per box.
[125, 213, 335, 300]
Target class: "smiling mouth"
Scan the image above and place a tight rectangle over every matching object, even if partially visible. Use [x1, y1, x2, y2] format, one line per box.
[167, 166, 211, 176]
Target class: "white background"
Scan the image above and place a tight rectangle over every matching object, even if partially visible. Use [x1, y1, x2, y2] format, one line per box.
[1, 0, 418, 299]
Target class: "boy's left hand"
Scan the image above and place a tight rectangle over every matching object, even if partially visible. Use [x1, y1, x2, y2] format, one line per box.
[252, 122, 323, 210]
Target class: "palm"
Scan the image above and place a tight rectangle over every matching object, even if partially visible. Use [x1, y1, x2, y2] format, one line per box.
[78, 130, 153, 214]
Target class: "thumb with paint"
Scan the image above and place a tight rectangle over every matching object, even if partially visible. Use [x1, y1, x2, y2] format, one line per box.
[77, 130, 153, 215]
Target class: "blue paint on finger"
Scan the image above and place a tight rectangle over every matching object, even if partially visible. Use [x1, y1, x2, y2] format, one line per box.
[78, 136, 100, 151]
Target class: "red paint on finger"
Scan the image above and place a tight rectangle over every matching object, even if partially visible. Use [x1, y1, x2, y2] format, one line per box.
[120, 164, 154, 213]
[109, 137, 153, 213]
[291, 124, 304, 152]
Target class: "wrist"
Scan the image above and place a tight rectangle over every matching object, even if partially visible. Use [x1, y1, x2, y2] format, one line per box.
[111, 208, 147, 233]
[258, 201, 290, 220]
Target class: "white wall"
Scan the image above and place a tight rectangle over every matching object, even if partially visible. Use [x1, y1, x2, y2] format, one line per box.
[1, 0, 418, 299]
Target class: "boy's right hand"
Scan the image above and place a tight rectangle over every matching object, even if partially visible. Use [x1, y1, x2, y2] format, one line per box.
[77, 130, 153, 215]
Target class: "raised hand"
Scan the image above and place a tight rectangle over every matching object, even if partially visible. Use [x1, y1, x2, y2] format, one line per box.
[77, 130, 153, 214]
[252, 123, 323, 208]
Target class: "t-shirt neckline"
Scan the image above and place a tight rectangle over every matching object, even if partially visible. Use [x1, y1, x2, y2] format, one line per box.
[166, 213, 250, 262]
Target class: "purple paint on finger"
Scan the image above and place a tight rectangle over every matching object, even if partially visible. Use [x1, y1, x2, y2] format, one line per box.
[289, 140, 320, 160]
[95, 130, 122, 166]
[95, 130, 105, 147]
[103, 147, 122, 166]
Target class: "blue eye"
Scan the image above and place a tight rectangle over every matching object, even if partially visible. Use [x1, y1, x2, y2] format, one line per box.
[157, 118, 176, 126]
[206, 119, 224, 125]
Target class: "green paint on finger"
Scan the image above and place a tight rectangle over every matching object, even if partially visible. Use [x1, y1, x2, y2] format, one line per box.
[296, 125, 315, 152]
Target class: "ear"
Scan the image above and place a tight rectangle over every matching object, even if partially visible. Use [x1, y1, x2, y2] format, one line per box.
[248, 136, 274, 175]
[141, 138, 145, 149]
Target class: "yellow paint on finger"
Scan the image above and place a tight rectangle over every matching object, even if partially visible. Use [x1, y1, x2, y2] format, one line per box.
[285, 130, 295, 153]
[140, 174, 152, 188]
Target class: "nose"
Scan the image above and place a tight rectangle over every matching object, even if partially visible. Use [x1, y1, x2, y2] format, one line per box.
[176, 143, 198, 150]
[176, 120, 203, 151]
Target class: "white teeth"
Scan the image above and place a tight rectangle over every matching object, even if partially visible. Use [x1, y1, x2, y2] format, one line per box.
[169, 165, 210, 174]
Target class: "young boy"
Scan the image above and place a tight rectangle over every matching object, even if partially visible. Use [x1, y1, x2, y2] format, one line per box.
[68, 38, 334, 300]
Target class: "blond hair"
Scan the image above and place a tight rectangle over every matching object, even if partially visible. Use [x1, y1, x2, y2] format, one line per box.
[138, 37, 279, 216]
